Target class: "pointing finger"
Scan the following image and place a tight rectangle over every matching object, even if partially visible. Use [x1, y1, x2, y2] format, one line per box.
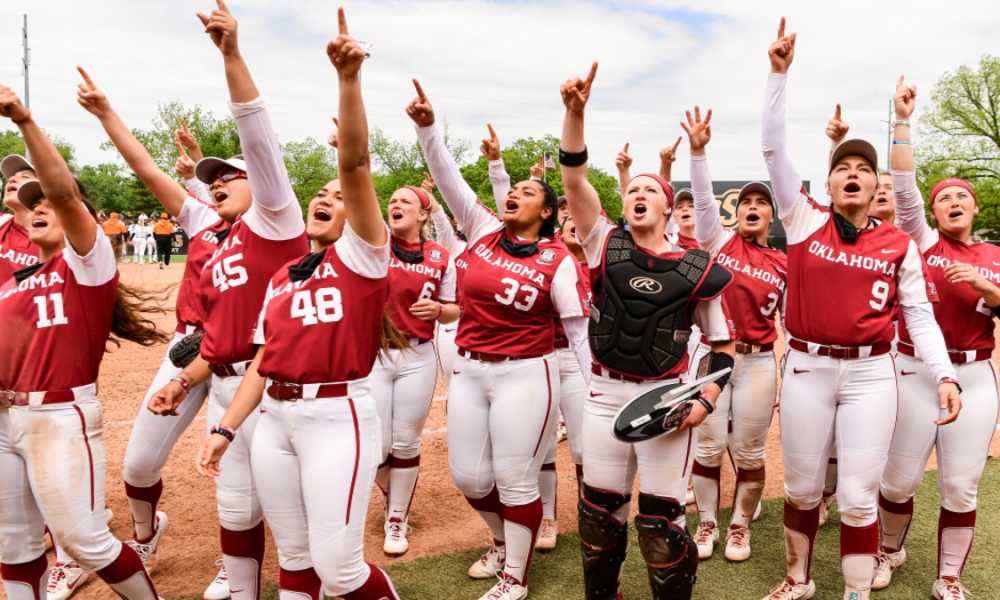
[624, 142, 629, 154]
[332, 116, 339, 127]
[175, 141, 189, 158]
[835, 103, 841, 121]
[413, 78, 426, 100]
[897, 75, 904, 91]
[672, 136, 682, 152]
[487, 123, 497, 141]
[77, 66, 96, 89]
[181, 117, 191, 135]
[216, 0, 230, 14]
[584, 62, 598, 88]
[778, 17, 785, 40]
[338, 6, 348, 35]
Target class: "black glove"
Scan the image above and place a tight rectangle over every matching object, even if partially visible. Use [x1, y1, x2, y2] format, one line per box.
[170, 330, 205, 369]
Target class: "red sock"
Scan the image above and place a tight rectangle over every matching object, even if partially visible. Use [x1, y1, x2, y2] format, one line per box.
[279, 567, 322, 600]
[125, 479, 163, 543]
[96, 542, 159, 600]
[502, 498, 544, 586]
[1, 554, 48, 600]
[841, 522, 879, 589]
[341, 564, 400, 600]
[221, 523, 266, 600]
[783, 502, 820, 584]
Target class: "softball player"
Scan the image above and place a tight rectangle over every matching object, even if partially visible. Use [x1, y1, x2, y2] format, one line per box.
[148, 5, 309, 600]
[76, 67, 231, 591]
[870, 78, 999, 600]
[428, 186, 468, 387]
[560, 63, 736, 600]
[411, 83, 591, 600]
[196, 14, 401, 599]
[0, 154, 41, 281]
[760, 20, 960, 600]
[373, 184, 459, 557]
[0, 87, 165, 600]
[682, 108, 786, 563]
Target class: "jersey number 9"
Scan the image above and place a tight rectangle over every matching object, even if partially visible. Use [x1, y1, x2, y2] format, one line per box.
[869, 281, 889, 310]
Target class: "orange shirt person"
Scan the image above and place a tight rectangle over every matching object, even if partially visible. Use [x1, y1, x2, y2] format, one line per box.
[102, 212, 128, 260]
[152, 213, 175, 269]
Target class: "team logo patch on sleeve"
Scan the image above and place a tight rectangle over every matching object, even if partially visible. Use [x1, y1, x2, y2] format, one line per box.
[539, 249, 556, 263]
[430, 249, 442, 262]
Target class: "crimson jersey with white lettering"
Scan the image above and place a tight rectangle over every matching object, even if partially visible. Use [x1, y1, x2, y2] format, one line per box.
[0, 230, 117, 391]
[253, 222, 389, 383]
[0, 214, 39, 284]
[701, 229, 787, 345]
[175, 193, 227, 328]
[198, 211, 308, 366]
[386, 237, 456, 341]
[899, 231, 1000, 352]
[457, 202, 588, 357]
[782, 193, 936, 347]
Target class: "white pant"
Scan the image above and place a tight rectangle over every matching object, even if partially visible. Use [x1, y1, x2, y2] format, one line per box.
[582, 374, 696, 526]
[124, 328, 210, 488]
[147, 238, 157, 261]
[0, 393, 120, 569]
[881, 354, 999, 512]
[251, 392, 380, 597]
[207, 374, 262, 531]
[133, 239, 148, 263]
[542, 347, 587, 466]
[435, 320, 460, 388]
[447, 354, 559, 505]
[370, 342, 439, 463]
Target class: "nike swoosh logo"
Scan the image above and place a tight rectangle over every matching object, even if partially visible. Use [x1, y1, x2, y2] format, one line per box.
[881, 249, 900, 254]
[901, 371, 916, 376]
[590, 391, 603, 397]
[793, 368, 809, 374]
[453, 371, 461, 375]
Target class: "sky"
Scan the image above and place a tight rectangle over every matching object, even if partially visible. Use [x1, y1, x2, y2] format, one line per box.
[0, 0, 996, 193]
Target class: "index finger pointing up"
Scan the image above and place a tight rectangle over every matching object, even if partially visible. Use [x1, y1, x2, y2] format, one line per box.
[338, 6, 348, 35]
[896, 75, 905, 91]
[672, 136, 682, 152]
[777, 17, 786, 40]
[77, 66, 95, 88]
[487, 123, 497, 141]
[834, 103, 841, 120]
[623, 142, 629, 153]
[216, 0, 231, 14]
[181, 117, 191, 135]
[413, 79, 426, 100]
[584, 62, 598, 88]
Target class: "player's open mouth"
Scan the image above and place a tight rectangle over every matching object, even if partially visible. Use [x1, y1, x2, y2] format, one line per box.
[634, 203, 647, 216]
[313, 208, 331, 222]
[31, 218, 47, 229]
[949, 210, 963, 219]
[5, 184, 16, 194]
[214, 191, 229, 203]
[877, 197, 888, 204]
[391, 209, 404, 221]
[746, 213, 760, 224]
[504, 200, 519, 214]
[679, 213, 691, 222]
[844, 182, 861, 194]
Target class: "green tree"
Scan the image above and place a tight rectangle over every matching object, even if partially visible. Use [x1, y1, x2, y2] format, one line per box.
[280, 137, 337, 211]
[0, 130, 78, 173]
[917, 54, 1000, 234]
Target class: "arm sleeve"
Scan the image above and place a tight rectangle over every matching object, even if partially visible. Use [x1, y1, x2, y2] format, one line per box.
[336, 221, 391, 279]
[692, 296, 735, 342]
[175, 194, 220, 238]
[550, 255, 589, 319]
[63, 228, 117, 287]
[761, 73, 807, 220]
[561, 316, 593, 385]
[431, 210, 458, 254]
[231, 97, 306, 241]
[488, 159, 512, 205]
[901, 303, 957, 383]
[891, 169, 938, 252]
[691, 154, 728, 255]
[439, 255, 457, 302]
[578, 216, 614, 270]
[415, 124, 500, 244]
[183, 176, 213, 205]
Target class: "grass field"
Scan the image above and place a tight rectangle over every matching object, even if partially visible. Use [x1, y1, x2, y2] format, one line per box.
[235, 459, 1000, 600]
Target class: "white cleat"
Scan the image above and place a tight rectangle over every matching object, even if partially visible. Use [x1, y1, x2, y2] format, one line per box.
[762, 577, 816, 600]
[872, 547, 906, 590]
[127, 511, 168, 573]
[819, 494, 836, 527]
[694, 522, 718, 559]
[724, 525, 751, 562]
[933, 577, 970, 600]
[752, 500, 762, 522]
[535, 518, 558, 552]
[842, 585, 870, 600]
[479, 574, 527, 600]
[47, 562, 89, 600]
[383, 519, 411, 556]
[204, 560, 230, 600]
[469, 542, 506, 579]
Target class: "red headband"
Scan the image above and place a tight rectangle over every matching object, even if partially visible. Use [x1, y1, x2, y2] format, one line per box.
[929, 178, 977, 204]
[403, 186, 431, 210]
[629, 173, 675, 208]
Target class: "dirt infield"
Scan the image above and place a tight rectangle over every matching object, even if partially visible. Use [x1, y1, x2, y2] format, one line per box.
[4, 263, 999, 600]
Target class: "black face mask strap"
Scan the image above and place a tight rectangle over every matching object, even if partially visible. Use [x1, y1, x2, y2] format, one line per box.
[831, 212, 860, 243]
[287, 249, 327, 282]
[499, 235, 539, 258]
[392, 240, 425, 264]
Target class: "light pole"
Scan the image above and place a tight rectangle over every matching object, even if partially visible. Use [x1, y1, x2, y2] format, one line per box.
[879, 98, 895, 172]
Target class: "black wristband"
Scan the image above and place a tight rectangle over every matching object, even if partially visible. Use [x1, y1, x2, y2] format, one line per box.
[695, 393, 715, 415]
[559, 146, 588, 168]
[211, 424, 235, 442]
[706, 351, 735, 389]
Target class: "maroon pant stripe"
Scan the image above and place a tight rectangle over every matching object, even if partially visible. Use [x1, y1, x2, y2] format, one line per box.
[74, 405, 95, 512]
[531, 360, 554, 457]
[346, 398, 361, 525]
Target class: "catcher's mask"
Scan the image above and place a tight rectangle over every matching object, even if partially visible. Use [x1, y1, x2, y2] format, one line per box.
[611, 368, 731, 443]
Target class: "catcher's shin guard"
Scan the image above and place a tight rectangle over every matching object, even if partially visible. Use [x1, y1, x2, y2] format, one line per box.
[635, 493, 698, 600]
[578, 484, 630, 600]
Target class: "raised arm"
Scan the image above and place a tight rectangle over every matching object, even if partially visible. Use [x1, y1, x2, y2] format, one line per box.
[77, 68, 189, 217]
[329, 8, 384, 247]
[761, 18, 802, 219]
[481, 124, 512, 204]
[198, 0, 258, 104]
[0, 86, 96, 256]
[615, 143, 632, 197]
[681, 107, 724, 245]
[659, 137, 681, 183]
[559, 62, 602, 242]
[889, 76, 935, 247]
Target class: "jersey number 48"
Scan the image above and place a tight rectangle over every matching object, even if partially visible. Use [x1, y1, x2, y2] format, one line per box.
[291, 287, 344, 325]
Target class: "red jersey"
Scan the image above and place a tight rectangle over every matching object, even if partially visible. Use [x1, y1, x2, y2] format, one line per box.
[385, 237, 456, 341]
[0, 232, 118, 391]
[454, 248, 468, 308]
[457, 203, 588, 357]
[254, 223, 389, 383]
[0, 214, 40, 284]
[175, 194, 226, 328]
[702, 229, 787, 345]
[782, 194, 936, 347]
[676, 234, 699, 251]
[900, 232, 1000, 352]
[198, 211, 308, 366]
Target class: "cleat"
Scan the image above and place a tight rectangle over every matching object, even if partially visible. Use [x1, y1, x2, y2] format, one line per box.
[383, 518, 411, 556]
[694, 522, 718, 559]
[762, 577, 816, 600]
[127, 511, 168, 573]
[204, 560, 230, 600]
[478, 573, 527, 600]
[47, 562, 89, 600]
[724, 525, 751, 562]
[469, 542, 506, 579]
[933, 577, 970, 600]
[872, 547, 906, 590]
[535, 518, 558, 552]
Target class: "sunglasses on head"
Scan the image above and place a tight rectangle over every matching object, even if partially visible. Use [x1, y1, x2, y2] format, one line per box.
[214, 171, 247, 183]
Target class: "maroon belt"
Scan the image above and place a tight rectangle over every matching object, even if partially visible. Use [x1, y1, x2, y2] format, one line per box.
[788, 339, 891, 360]
[735, 342, 775, 354]
[266, 381, 349, 401]
[554, 338, 570, 349]
[897, 342, 992, 365]
[591, 364, 648, 384]
[0, 390, 77, 407]
[459, 349, 540, 363]
[209, 361, 253, 378]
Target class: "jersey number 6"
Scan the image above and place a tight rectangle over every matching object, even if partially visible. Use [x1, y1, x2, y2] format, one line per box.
[496, 277, 539, 312]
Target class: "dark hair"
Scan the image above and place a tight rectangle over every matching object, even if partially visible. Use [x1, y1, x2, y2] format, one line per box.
[534, 180, 559, 238]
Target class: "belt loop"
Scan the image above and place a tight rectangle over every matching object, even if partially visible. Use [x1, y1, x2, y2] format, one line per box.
[28, 392, 45, 408]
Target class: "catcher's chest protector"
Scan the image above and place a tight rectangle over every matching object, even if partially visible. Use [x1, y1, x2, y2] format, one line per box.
[590, 228, 714, 379]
